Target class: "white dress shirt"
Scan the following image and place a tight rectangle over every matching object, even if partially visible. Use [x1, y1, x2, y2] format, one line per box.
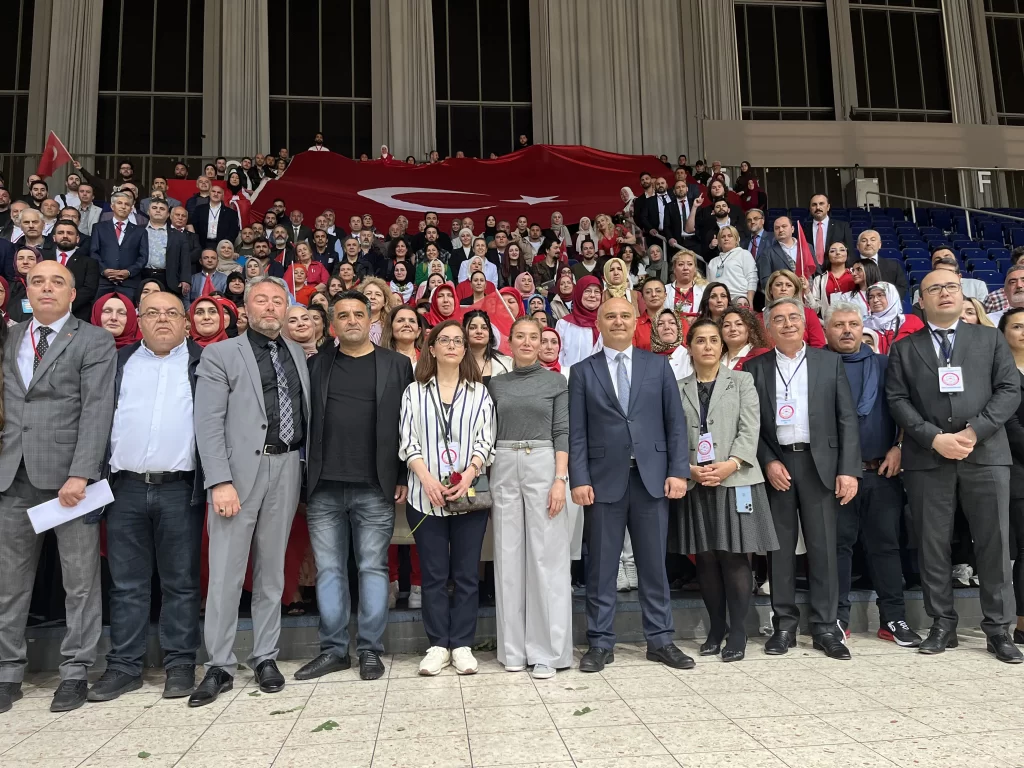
[926, 319, 960, 362]
[55, 246, 77, 267]
[18, 312, 71, 389]
[603, 344, 633, 401]
[774, 344, 811, 445]
[207, 203, 222, 241]
[110, 340, 195, 472]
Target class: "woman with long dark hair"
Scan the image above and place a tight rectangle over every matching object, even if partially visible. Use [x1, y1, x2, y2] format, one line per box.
[464, 308, 512, 380]
[695, 282, 731, 323]
[720, 306, 770, 371]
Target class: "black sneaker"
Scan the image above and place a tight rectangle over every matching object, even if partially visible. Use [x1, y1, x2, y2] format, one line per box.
[359, 651, 386, 681]
[163, 665, 197, 698]
[88, 669, 143, 702]
[0, 682, 23, 714]
[51, 679, 89, 712]
[878, 620, 923, 648]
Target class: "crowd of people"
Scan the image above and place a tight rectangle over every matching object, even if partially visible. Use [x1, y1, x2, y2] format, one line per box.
[0, 149, 1023, 721]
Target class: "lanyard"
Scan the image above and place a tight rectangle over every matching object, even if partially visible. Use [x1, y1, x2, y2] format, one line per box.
[775, 356, 805, 399]
[429, 380, 462, 445]
[715, 251, 733, 278]
[931, 328, 955, 365]
[698, 381, 715, 432]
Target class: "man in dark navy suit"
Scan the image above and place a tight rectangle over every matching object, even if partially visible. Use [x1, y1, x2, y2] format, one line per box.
[90, 191, 148, 301]
[568, 297, 692, 672]
[192, 185, 240, 250]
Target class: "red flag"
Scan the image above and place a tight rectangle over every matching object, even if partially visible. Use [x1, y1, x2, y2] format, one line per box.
[37, 131, 72, 178]
[794, 220, 815, 280]
[472, 291, 517, 356]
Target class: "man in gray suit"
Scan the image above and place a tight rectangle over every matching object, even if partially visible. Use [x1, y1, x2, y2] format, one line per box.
[0, 261, 116, 714]
[887, 270, 1023, 662]
[189, 275, 311, 706]
[744, 297, 861, 660]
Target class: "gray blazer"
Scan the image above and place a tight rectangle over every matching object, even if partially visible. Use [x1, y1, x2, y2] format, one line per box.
[0, 316, 117, 491]
[679, 367, 765, 490]
[194, 332, 311, 506]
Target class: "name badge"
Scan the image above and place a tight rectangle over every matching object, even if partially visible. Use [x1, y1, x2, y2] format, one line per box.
[938, 366, 965, 393]
[777, 399, 798, 425]
[21, 299, 32, 314]
[697, 432, 715, 464]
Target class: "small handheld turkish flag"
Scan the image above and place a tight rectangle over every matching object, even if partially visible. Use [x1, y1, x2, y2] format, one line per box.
[794, 219, 815, 280]
[37, 131, 73, 179]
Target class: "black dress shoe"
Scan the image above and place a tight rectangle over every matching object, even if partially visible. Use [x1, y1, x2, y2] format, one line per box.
[763, 630, 797, 655]
[579, 647, 614, 672]
[721, 648, 745, 662]
[255, 660, 286, 693]
[88, 669, 143, 702]
[163, 665, 197, 698]
[359, 651, 386, 680]
[647, 643, 696, 670]
[0, 682, 23, 714]
[987, 633, 1024, 663]
[699, 634, 725, 656]
[812, 632, 852, 660]
[294, 652, 352, 681]
[918, 626, 958, 655]
[50, 679, 89, 712]
[1014, 628, 1024, 645]
[187, 668, 233, 708]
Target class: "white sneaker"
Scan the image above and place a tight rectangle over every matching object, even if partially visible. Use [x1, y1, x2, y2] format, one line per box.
[624, 561, 638, 590]
[407, 585, 422, 609]
[952, 564, 973, 589]
[617, 563, 629, 592]
[388, 580, 398, 609]
[418, 646, 451, 676]
[531, 663, 556, 679]
[757, 580, 771, 596]
[503, 663, 526, 672]
[451, 646, 478, 675]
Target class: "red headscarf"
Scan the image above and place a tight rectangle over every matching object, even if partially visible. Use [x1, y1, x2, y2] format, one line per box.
[0, 275, 9, 315]
[498, 287, 524, 319]
[562, 275, 601, 341]
[189, 296, 228, 347]
[556, 266, 575, 304]
[424, 282, 464, 326]
[90, 292, 142, 349]
[540, 327, 562, 373]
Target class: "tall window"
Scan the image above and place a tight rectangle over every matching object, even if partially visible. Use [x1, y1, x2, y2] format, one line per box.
[433, 0, 531, 158]
[849, 0, 952, 122]
[0, 0, 34, 158]
[268, 0, 372, 159]
[96, 0, 204, 171]
[735, 0, 835, 120]
[986, 0, 1024, 125]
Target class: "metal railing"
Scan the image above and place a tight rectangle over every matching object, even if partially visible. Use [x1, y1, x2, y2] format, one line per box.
[863, 190, 1024, 240]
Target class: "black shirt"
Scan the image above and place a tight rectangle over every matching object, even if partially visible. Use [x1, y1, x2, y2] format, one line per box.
[247, 328, 305, 449]
[321, 350, 378, 483]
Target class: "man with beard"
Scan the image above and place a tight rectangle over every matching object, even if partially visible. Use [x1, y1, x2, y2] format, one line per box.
[73, 158, 134, 201]
[687, 195, 747, 260]
[173, 162, 190, 179]
[0, 188, 12, 231]
[54, 172, 82, 210]
[251, 238, 284, 278]
[48, 218, 100, 318]
[664, 178, 700, 249]
[269, 225, 295, 267]
[308, 132, 328, 151]
[25, 180, 48, 210]
[236, 226, 258, 258]
[16, 209, 53, 256]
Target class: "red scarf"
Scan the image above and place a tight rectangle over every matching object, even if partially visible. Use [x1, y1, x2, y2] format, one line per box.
[189, 297, 228, 347]
[562, 275, 601, 342]
[90, 292, 142, 349]
[424, 283, 464, 326]
[541, 328, 562, 373]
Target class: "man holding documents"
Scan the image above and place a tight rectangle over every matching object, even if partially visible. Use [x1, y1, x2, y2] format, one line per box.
[0, 261, 116, 715]
[88, 291, 205, 703]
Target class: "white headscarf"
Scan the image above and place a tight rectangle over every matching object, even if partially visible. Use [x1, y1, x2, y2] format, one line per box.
[864, 282, 903, 333]
[575, 217, 594, 253]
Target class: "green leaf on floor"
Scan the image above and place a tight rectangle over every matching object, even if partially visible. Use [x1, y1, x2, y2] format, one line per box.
[247, 691, 261, 697]
[471, 639, 497, 652]
[572, 707, 593, 716]
[137, 752, 151, 759]
[269, 705, 305, 716]
[311, 720, 340, 732]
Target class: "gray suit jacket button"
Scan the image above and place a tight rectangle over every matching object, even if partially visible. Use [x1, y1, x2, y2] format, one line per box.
[255, 450, 261, 455]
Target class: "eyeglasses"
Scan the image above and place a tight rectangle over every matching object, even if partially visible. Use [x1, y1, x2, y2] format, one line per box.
[922, 283, 962, 297]
[435, 336, 465, 348]
[141, 309, 184, 320]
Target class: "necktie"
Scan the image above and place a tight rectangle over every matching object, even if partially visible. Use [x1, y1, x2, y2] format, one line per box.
[815, 221, 824, 262]
[202, 273, 214, 296]
[33, 326, 52, 373]
[115, 221, 124, 240]
[936, 329, 952, 363]
[615, 352, 630, 414]
[268, 340, 295, 445]
[59, 252, 68, 266]
[750, 235, 758, 259]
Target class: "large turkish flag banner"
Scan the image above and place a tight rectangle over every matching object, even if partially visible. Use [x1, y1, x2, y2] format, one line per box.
[246, 145, 662, 227]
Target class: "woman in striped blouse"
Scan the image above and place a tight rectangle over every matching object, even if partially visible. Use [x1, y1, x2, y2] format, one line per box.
[398, 319, 496, 677]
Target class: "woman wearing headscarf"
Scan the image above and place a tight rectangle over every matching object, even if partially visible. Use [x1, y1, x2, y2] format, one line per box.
[865, 281, 923, 354]
[189, 296, 229, 347]
[739, 178, 765, 212]
[554, 275, 603, 369]
[284, 305, 319, 359]
[415, 272, 447, 304]
[0, 276, 12, 327]
[601, 257, 640, 314]
[223, 271, 246, 306]
[457, 239, 499, 286]
[733, 161, 756, 193]
[390, 260, 416, 304]
[90, 292, 143, 348]
[574, 217, 595, 254]
[415, 243, 454, 285]
[215, 239, 243, 275]
[644, 243, 670, 285]
[215, 296, 240, 338]
[549, 266, 575, 321]
[8, 244, 43, 323]
[619, 187, 637, 225]
[136, 277, 166, 308]
[498, 287, 525, 321]
[514, 272, 536, 305]
[547, 211, 572, 252]
[650, 307, 692, 381]
[526, 294, 554, 327]
[424, 282, 464, 327]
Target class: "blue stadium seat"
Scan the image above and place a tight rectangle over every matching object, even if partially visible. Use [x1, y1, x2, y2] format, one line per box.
[994, 257, 1011, 273]
[951, 239, 972, 251]
[988, 247, 1010, 261]
[900, 239, 926, 250]
[981, 222, 1004, 242]
[979, 239, 1003, 250]
[966, 258, 992, 272]
[768, 208, 787, 218]
[1012, 229, 1024, 248]
[960, 248, 986, 264]
[908, 270, 930, 286]
[885, 208, 906, 221]
[904, 258, 931, 273]
[930, 210, 953, 230]
[879, 248, 902, 262]
[973, 269, 1001, 284]
[901, 247, 930, 261]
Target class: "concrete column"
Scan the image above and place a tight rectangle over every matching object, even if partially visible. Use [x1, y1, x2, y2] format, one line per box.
[826, 0, 858, 120]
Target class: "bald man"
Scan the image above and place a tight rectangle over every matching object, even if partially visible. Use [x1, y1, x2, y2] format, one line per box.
[569, 297, 692, 672]
[0, 261, 117, 714]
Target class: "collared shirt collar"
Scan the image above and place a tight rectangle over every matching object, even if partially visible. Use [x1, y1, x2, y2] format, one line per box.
[774, 343, 806, 363]
[247, 327, 277, 348]
[31, 311, 71, 336]
[927, 319, 960, 334]
[604, 345, 634, 366]
[140, 338, 188, 359]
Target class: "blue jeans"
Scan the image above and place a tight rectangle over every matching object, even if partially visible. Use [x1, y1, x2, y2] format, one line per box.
[105, 476, 202, 676]
[306, 481, 395, 657]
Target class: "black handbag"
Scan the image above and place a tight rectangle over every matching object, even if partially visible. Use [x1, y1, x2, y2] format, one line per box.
[429, 387, 492, 514]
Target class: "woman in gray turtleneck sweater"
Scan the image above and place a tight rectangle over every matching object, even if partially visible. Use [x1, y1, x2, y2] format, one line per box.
[486, 317, 572, 679]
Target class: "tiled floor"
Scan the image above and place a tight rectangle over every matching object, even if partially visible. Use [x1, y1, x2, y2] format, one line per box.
[4, 631, 1024, 767]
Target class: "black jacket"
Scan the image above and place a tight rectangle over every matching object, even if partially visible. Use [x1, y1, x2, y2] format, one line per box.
[1005, 371, 1024, 500]
[162, 226, 193, 293]
[306, 344, 414, 500]
[42, 248, 100, 319]
[802, 219, 854, 265]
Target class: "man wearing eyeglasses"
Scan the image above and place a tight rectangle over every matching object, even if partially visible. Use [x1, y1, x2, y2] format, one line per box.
[887, 270, 1022, 663]
[88, 291, 208, 703]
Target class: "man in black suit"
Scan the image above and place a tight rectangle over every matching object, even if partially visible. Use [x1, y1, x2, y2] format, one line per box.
[663, 179, 699, 252]
[48, 219, 99, 320]
[632, 172, 657, 237]
[855, 230, 909, 299]
[756, 217, 800, 289]
[744, 297, 861, 660]
[296, 291, 414, 682]
[90, 192, 149, 300]
[286, 210, 313, 245]
[886, 270, 1022, 662]
[742, 208, 774, 264]
[803, 194, 853, 269]
[686, 195, 747, 261]
[170, 206, 202, 271]
[142, 199, 192, 298]
[192, 185, 240, 250]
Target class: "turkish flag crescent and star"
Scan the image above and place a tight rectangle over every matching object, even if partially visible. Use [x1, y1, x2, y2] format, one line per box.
[246, 145, 663, 227]
[37, 131, 73, 179]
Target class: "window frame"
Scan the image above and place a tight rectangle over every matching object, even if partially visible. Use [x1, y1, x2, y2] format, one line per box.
[985, 1, 1024, 125]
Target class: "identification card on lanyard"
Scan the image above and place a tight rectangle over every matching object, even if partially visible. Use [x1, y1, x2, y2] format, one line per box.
[697, 433, 716, 464]
[430, 384, 461, 476]
[775, 356, 804, 426]
[932, 328, 964, 393]
[21, 299, 32, 314]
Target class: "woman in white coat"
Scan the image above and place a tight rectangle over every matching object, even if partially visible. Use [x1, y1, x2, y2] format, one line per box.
[554, 275, 603, 369]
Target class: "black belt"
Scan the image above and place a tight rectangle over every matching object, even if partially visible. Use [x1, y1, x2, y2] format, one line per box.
[118, 470, 192, 485]
[141, 268, 166, 276]
[262, 444, 299, 455]
[780, 443, 811, 453]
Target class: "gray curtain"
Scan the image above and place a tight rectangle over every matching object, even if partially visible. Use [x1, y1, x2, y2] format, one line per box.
[942, 0, 985, 126]
[371, 0, 436, 161]
[698, 0, 741, 122]
[214, 0, 271, 157]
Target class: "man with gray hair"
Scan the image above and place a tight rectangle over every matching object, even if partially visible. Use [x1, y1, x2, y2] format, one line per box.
[988, 265, 1024, 326]
[91, 191, 149, 300]
[743, 297, 861, 659]
[189, 275, 311, 706]
[825, 301, 921, 648]
[855, 229, 908, 298]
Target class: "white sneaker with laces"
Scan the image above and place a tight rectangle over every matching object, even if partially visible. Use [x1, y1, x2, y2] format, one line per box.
[617, 563, 629, 592]
[388, 580, 398, 609]
[531, 663, 556, 679]
[624, 561, 638, 590]
[451, 646, 478, 675]
[418, 646, 451, 676]
[952, 564, 973, 589]
[407, 585, 422, 609]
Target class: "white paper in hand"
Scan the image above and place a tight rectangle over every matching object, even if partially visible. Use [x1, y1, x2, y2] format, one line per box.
[27, 479, 114, 534]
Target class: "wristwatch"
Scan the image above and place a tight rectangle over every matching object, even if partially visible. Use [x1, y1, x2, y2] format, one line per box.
[554, 474, 569, 483]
